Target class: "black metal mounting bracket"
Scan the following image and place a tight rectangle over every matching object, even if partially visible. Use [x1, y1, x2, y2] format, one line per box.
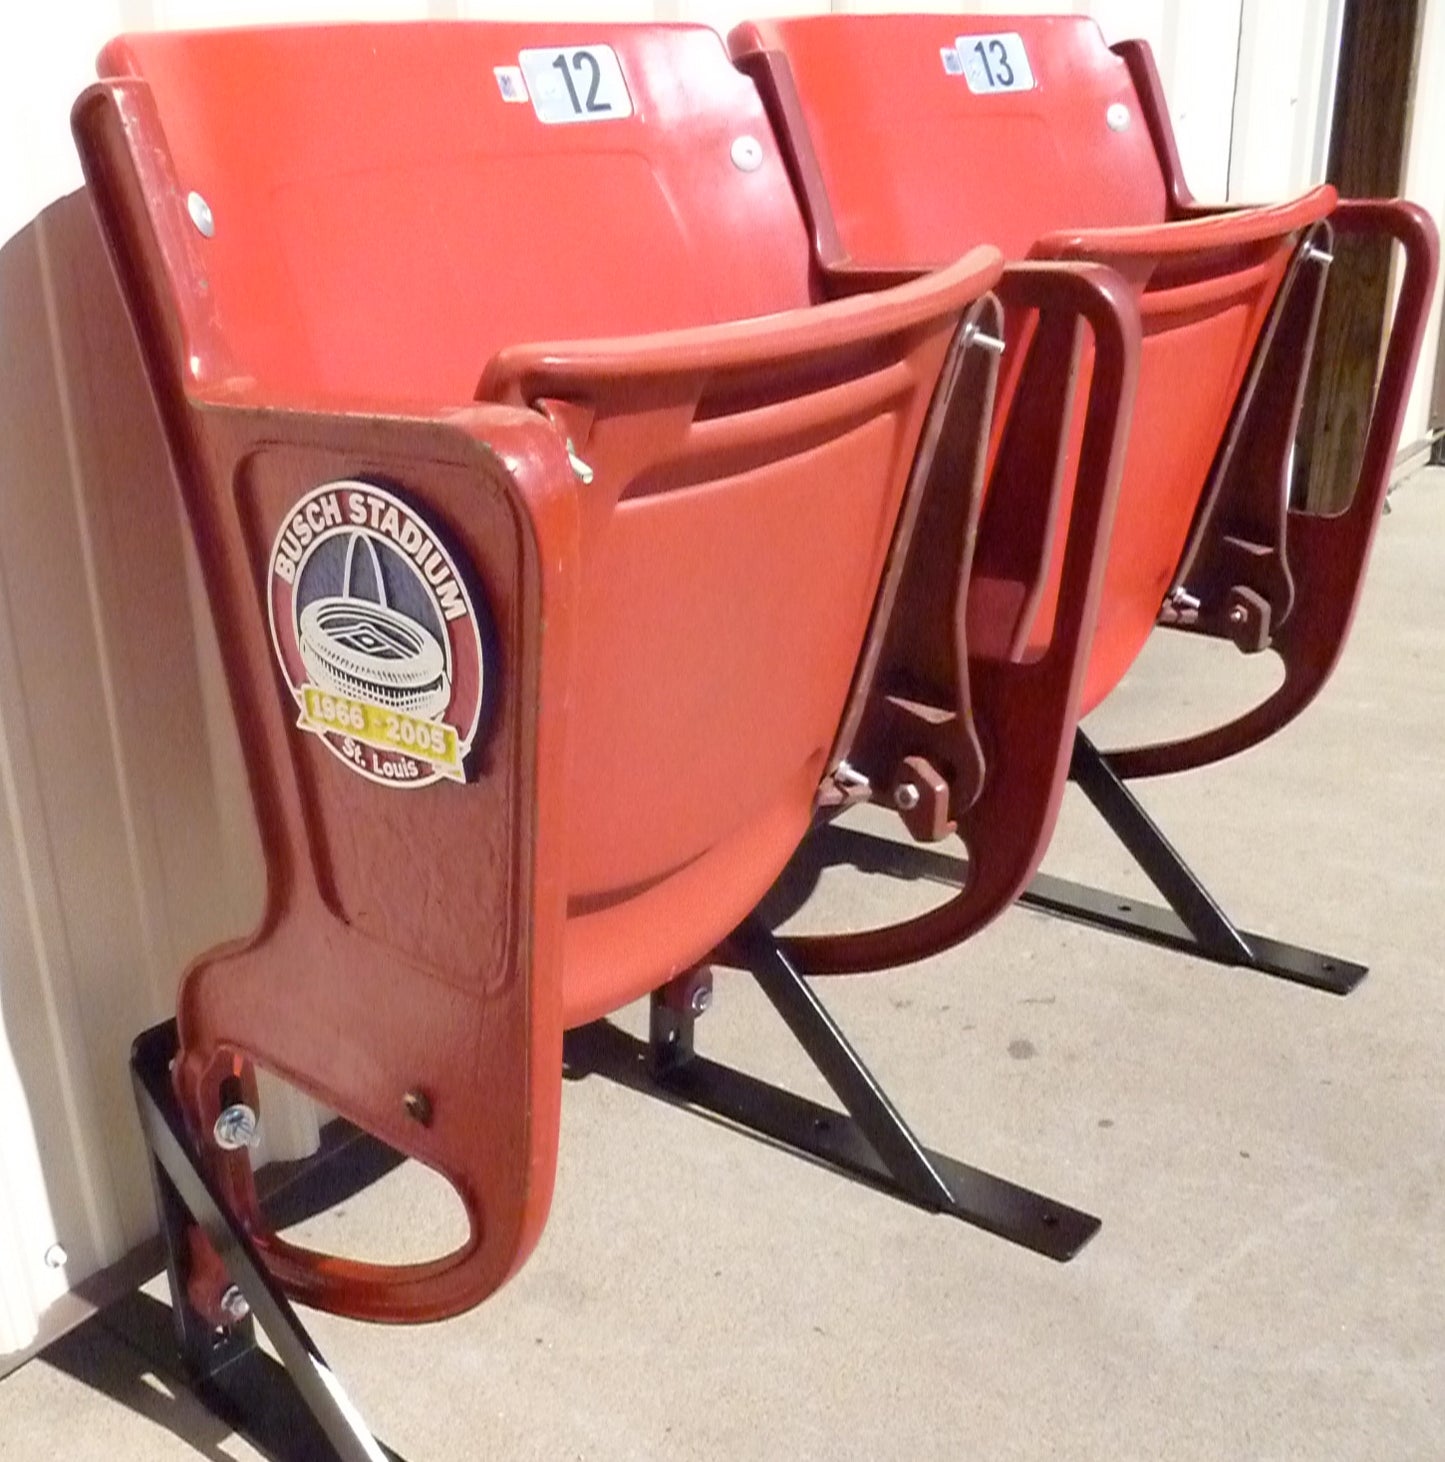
[807, 728, 1365, 996]
[126, 1020, 402, 1462]
[564, 914, 1100, 1263]
[1026, 730, 1366, 994]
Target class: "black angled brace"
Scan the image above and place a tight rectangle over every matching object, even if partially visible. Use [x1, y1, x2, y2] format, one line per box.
[565, 914, 1099, 1262]
[1022, 730, 1364, 993]
[125, 1021, 402, 1462]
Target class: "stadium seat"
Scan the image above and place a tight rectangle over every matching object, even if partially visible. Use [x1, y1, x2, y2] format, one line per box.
[733, 13, 1437, 984]
[74, 21, 1146, 1369]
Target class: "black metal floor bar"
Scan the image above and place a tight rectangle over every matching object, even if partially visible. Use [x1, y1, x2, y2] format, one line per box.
[128, 1021, 402, 1462]
[566, 914, 1099, 1261]
[808, 729, 1366, 997]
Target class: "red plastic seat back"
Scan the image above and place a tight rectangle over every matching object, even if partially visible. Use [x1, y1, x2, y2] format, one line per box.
[733, 13, 1169, 264]
[98, 23, 816, 407]
[732, 14, 1334, 711]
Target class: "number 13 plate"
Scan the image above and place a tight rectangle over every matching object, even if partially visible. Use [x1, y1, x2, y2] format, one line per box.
[956, 32, 1035, 94]
[518, 45, 633, 124]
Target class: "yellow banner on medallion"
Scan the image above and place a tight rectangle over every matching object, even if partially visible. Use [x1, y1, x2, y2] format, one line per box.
[299, 685, 463, 779]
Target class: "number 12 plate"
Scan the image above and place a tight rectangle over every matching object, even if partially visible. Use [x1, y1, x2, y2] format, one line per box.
[956, 32, 1036, 94]
[518, 45, 633, 124]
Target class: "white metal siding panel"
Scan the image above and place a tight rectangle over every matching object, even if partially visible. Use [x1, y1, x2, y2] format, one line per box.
[0, 189, 292, 1358]
[1229, 0, 1342, 201]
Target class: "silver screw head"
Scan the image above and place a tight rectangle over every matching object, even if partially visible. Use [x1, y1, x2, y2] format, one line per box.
[1106, 103, 1131, 132]
[186, 190, 215, 237]
[730, 135, 764, 172]
[690, 985, 713, 1016]
[1228, 604, 1249, 626]
[219, 1284, 250, 1324]
[213, 1102, 259, 1151]
[894, 782, 922, 812]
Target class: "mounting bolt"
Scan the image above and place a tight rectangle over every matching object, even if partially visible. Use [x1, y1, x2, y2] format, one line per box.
[186, 190, 215, 238]
[43, 1244, 67, 1270]
[404, 1088, 433, 1126]
[894, 782, 921, 812]
[1228, 604, 1249, 627]
[690, 985, 713, 1016]
[833, 760, 871, 795]
[219, 1284, 250, 1324]
[213, 1103, 259, 1151]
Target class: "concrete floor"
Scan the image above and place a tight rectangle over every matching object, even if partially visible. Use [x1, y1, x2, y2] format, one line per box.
[2, 476, 1443, 1461]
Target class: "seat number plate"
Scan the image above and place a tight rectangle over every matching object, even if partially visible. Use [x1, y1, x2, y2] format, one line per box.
[517, 45, 633, 123]
[953, 32, 1035, 94]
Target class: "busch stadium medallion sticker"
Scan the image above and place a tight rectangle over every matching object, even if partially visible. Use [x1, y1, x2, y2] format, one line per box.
[268, 481, 484, 788]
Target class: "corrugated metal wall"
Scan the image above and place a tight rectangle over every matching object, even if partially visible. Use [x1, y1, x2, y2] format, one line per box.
[0, 0, 1344, 1360]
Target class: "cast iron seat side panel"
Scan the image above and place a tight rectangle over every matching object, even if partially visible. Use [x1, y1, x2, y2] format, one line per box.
[730, 13, 1334, 714]
[78, 22, 1002, 1320]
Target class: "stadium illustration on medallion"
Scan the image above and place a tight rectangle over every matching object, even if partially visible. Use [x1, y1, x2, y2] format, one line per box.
[299, 534, 451, 719]
[268, 481, 486, 788]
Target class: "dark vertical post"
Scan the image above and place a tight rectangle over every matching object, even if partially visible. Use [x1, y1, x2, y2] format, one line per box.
[1296, 0, 1427, 509]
